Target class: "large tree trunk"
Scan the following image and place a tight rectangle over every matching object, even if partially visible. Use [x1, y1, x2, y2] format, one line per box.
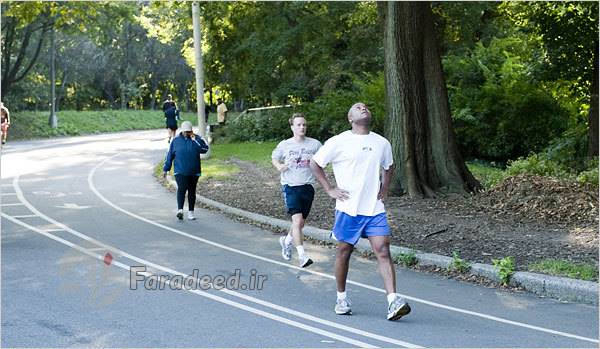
[587, 41, 598, 158]
[379, 1, 481, 198]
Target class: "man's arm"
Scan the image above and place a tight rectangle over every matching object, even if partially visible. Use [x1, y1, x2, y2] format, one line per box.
[309, 159, 349, 201]
[271, 158, 288, 172]
[378, 165, 395, 202]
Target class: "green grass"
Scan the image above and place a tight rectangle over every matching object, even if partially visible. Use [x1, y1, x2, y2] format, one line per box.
[8, 109, 235, 141]
[209, 141, 278, 166]
[155, 158, 240, 181]
[528, 259, 598, 281]
[466, 160, 507, 189]
[200, 160, 240, 180]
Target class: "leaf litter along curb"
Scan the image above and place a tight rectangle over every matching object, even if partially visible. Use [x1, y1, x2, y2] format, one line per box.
[160, 158, 597, 281]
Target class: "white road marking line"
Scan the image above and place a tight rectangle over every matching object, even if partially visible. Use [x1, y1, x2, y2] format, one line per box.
[11, 176, 422, 349]
[88, 152, 600, 345]
[44, 228, 66, 232]
[2, 213, 383, 349]
[1, 203, 24, 206]
[11, 214, 38, 218]
[1, 193, 17, 196]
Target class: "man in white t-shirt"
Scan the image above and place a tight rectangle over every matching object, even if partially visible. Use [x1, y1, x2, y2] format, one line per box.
[310, 102, 411, 321]
[272, 113, 322, 268]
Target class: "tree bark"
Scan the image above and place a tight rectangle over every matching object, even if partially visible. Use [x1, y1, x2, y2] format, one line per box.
[1, 17, 51, 98]
[587, 40, 599, 158]
[379, 1, 481, 198]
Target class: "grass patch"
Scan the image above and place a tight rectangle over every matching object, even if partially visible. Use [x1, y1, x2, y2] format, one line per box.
[200, 160, 240, 180]
[528, 259, 598, 281]
[466, 160, 506, 189]
[8, 109, 235, 141]
[209, 141, 278, 166]
[156, 157, 240, 182]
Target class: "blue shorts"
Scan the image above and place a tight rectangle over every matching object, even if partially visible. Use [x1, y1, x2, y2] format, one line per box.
[332, 210, 391, 245]
[282, 184, 315, 219]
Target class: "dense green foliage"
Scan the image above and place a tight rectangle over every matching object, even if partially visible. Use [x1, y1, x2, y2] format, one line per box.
[2, 1, 597, 178]
[8, 110, 202, 140]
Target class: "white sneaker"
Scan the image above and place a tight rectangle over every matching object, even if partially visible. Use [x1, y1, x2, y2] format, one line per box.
[299, 255, 313, 268]
[187, 211, 196, 220]
[176, 209, 183, 220]
[334, 298, 352, 315]
[387, 296, 411, 321]
[279, 236, 292, 261]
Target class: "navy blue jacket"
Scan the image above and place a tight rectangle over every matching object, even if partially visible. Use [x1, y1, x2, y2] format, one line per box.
[163, 133, 209, 176]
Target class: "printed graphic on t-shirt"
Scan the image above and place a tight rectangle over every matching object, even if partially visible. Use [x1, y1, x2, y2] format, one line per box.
[288, 148, 313, 169]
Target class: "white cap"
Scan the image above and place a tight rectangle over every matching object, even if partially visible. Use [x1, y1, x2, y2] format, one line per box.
[181, 121, 193, 132]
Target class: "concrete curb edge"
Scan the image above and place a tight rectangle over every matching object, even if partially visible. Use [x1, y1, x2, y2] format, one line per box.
[164, 176, 598, 304]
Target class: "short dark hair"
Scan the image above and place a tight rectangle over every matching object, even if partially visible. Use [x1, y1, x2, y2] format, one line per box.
[289, 113, 305, 126]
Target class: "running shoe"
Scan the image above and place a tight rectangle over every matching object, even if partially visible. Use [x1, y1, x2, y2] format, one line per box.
[188, 211, 196, 220]
[279, 236, 292, 261]
[387, 296, 411, 321]
[299, 255, 313, 268]
[334, 298, 352, 315]
[176, 209, 183, 220]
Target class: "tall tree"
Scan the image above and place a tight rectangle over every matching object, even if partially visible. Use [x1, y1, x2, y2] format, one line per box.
[1, 3, 52, 98]
[378, 1, 481, 197]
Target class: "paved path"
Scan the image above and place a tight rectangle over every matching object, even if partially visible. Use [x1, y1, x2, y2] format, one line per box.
[1, 130, 598, 347]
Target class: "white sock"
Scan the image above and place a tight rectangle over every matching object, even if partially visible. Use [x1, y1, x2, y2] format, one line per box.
[284, 234, 293, 246]
[387, 293, 398, 305]
[337, 291, 347, 301]
[296, 245, 305, 258]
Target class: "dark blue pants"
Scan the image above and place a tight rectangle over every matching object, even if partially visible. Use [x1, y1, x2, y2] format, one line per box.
[175, 174, 199, 211]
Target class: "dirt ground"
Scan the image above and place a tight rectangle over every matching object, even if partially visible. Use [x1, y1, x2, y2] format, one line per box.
[197, 158, 598, 274]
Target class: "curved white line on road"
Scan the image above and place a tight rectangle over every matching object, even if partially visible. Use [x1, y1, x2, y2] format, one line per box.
[2, 213, 378, 349]
[88, 152, 600, 345]
[12, 175, 422, 348]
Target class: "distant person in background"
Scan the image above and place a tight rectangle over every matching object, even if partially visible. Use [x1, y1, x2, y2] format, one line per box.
[163, 94, 179, 143]
[0, 102, 10, 145]
[217, 99, 228, 125]
[271, 113, 322, 268]
[204, 103, 210, 125]
[163, 121, 209, 221]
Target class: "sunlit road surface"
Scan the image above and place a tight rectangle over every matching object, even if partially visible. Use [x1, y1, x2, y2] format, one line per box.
[1, 130, 598, 347]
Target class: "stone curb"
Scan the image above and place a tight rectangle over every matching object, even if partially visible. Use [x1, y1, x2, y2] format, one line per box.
[165, 176, 598, 305]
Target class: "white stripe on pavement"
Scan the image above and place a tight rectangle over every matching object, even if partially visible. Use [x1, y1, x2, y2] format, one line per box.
[2, 213, 381, 349]
[87, 152, 600, 345]
[11, 175, 423, 348]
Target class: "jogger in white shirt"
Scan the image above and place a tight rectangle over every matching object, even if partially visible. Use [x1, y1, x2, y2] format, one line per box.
[310, 102, 411, 321]
[272, 113, 322, 268]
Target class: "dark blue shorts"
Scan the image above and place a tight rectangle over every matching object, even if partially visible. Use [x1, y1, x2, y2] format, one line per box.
[166, 118, 178, 131]
[282, 184, 315, 219]
[332, 210, 391, 245]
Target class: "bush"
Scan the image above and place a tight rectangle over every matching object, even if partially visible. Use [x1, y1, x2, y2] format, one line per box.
[506, 152, 598, 187]
[506, 153, 570, 178]
[444, 36, 571, 161]
[576, 159, 599, 187]
[543, 124, 589, 172]
[223, 73, 386, 143]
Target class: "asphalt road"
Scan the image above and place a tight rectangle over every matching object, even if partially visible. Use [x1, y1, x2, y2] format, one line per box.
[1, 130, 598, 348]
